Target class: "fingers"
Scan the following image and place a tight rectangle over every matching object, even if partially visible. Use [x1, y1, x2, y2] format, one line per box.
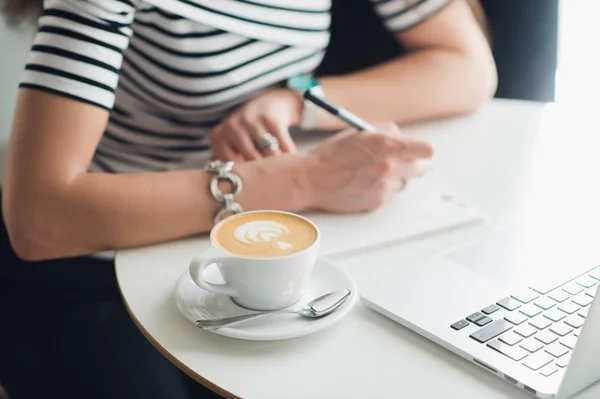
[372, 122, 402, 136]
[240, 116, 282, 158]
[379, 157, 424, 182]
[229, 121, 263, 161]
[210, 125, 240, 162]
[261, 115, 297, 154]
[397, 137, 434, 159]
[358, 123, 434, 160]
[385, 175, 406, 193]
[365, 157, 426, 208]
[212, 115, 294, 161]
[396, 158, 428, 179]
[217, 118, 262, 161]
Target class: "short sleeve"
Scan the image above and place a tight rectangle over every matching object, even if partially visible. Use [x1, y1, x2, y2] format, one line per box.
[19, 0, 139, 110]
[369, 0, 452, 32]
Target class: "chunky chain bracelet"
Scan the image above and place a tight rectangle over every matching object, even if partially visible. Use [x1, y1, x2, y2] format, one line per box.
[204, 160, 243, 225]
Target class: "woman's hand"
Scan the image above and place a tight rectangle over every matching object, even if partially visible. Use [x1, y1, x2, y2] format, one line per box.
[210, 88, 303, 162]
[301, 123, 433, 213]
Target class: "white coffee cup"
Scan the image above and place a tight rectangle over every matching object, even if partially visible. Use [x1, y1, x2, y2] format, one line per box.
[189, 211, 320, 311]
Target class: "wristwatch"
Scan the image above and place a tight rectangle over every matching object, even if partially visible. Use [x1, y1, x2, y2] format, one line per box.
[287, 74, 324, 130]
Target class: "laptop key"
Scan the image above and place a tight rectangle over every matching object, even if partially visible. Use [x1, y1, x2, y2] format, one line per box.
[529, 316, 552, 330]
[550, 322, 573, 337]
[487, 340, 529, 361]
[562, 283, 584, 296]
[578, 308, 590, 318]
[475, 316, 493, 327]
[514, 324, 538, 338]
[499, 331, 523, 346]
[560, 334, 578, 350]
[539, 363, 559, 377]
[590, 267, 600, 281]
[451, 320, 470, 331]
[556, 354, 572, 368]
[544, 308, 566, 323]
[549, 290, 571, 303]
[511, 290, 539, 304]
[545, 342, 569, 358]
[520, 304, 542, 318]
[564, 315, 585, 329]
[531, 281, 566, 295]
[572, 294, 593, 307]
[535, 330, 559, 345]
[587, 287, 597, 298]
[523, 352, 554, 371]
[576, 276, 598, 288]
[482, 305, 499, 315]
[466, 312, 485, 323]
[520, 338, 544, 353]
[497, 297, 522, 311]
[470, 320, 513, 343]
[558, 301, 580, 315]
[504, 312, 528, 326]
[534, 297, 556, 310]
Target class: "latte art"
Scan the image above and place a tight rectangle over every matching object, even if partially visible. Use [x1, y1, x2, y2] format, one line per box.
[233, 221, 294, 251]
[212, 211, 318, 258]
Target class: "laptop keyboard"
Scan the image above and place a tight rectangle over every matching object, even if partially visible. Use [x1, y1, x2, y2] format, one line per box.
[451, 266, 599, 378]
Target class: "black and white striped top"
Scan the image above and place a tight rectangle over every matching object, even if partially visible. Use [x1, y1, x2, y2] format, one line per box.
[21, 0, 450, 173]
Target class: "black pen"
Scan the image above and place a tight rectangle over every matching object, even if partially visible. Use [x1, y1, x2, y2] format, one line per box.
[304, 90, 377, 133]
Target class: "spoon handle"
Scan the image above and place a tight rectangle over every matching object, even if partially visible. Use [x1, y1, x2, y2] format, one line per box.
[196, 309, 292, 330]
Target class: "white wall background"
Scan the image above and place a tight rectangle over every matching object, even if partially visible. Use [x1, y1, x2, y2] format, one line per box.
[555, 0, 600, 110]
[0, 18, 35, 145]
[0, 14, 34, 181]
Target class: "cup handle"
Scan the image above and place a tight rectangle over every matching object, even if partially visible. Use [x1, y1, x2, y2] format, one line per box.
[189, 250, 238, 297]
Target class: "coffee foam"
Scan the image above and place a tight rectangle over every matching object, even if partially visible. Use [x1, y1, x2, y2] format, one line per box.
[233, 221, 294, 250]
[213, 212, 317, 258]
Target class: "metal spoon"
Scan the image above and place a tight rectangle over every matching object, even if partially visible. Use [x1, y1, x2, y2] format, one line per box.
[195, 289, 351, 330]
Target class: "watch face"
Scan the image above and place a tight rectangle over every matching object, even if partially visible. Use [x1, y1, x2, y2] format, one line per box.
[288, 74, 318, 91]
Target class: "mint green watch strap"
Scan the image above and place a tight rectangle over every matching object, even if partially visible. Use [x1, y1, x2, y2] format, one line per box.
[287, 74, 323, 130]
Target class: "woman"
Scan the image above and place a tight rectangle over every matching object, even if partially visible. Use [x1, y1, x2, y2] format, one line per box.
[0, 0, 496, 398]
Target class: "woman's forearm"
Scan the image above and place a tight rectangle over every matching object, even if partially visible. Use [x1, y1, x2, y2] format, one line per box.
[3, 90, 313, 261]
[315, 0, 497, 133]
[316, 47, 497, 131]
[4, 154, 308, 260]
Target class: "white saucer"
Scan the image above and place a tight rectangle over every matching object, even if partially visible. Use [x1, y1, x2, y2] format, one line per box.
[174, 257, 357, 341]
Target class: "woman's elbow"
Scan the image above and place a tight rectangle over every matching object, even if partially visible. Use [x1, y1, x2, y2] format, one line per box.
[461, 51, 498, 113]
[7, 233, 46, 262]
[4, 208, 49, 261]
[3, 195, 67, 261]
[476, 55, 498, 104]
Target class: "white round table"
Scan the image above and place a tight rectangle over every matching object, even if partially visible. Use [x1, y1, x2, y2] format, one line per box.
[116, 99, 600, 399]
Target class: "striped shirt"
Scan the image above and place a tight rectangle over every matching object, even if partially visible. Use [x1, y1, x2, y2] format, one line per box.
[20, 0, 450, 173]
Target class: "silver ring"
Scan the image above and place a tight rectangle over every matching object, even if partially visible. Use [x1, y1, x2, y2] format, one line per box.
[255, 132, 280, 152]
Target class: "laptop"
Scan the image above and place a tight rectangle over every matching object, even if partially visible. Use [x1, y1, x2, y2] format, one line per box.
[361, 222, 600, 398]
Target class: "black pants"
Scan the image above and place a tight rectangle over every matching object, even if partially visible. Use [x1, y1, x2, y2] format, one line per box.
[0, 196, 221, 399]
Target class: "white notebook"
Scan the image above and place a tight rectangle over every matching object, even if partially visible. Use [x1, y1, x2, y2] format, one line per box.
[302, 175, 485, 257]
